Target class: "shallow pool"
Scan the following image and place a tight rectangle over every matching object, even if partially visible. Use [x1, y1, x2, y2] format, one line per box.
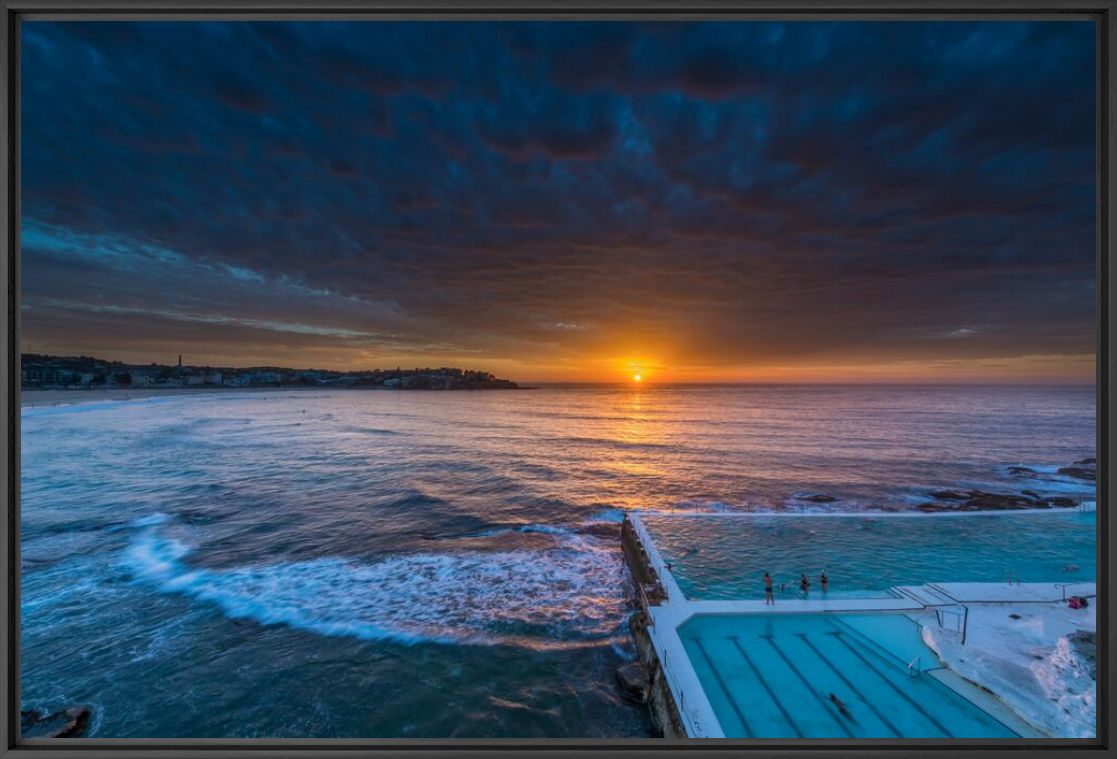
[642, 511, 1096, 600]
[679, 613, 1017, 739]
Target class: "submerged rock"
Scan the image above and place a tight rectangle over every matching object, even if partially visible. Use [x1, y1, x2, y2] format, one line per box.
[616, 662, 649, 704]
[794, 493, 837, 503]
[1057, 465, 1096, 481]
[918, 491, 1036, 512]
[1009, 458, 1095, 481]
[21, 706, 91, 738]
[920, 487, 1081, 513]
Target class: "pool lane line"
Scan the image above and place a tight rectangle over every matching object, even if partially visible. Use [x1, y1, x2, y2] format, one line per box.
[826, 631, 953, 738]
[796, 633, 901, 738]
[756, 634, 853, 739]
[727, 636, 804, 738]
[688, 637, 755, 738]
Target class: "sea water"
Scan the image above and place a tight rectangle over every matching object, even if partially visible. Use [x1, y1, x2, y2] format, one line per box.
[19, 384, 1096, 736]
[642, 511, 1097, 600]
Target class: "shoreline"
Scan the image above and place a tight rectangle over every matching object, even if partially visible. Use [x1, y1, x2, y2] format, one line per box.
[19, 386, 320, 408]
[19, 385, 530, 408]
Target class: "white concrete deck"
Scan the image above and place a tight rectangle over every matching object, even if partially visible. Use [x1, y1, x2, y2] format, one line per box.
[929, 582, 1096, 604]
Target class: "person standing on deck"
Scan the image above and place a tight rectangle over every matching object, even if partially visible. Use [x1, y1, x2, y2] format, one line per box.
[800, 573, 811, 596]
[764, 572, 774, 605]
[820, 571, 829, 593]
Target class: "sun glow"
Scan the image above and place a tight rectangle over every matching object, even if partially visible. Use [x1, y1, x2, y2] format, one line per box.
[633, 374, 642, 383]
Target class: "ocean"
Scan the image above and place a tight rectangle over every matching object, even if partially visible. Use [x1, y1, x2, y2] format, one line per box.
[19, 384, 1096, 737]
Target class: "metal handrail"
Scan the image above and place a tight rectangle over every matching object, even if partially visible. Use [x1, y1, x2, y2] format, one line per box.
[933, 604, 969, 645]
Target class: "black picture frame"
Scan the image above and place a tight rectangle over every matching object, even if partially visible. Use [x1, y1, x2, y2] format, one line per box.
[1, 2, 1112, 757]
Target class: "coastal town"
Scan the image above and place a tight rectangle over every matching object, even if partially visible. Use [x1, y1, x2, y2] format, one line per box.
[20, 353, 522, 391]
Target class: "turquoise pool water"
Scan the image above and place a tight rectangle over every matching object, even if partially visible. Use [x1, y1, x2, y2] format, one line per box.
[642, 511, 1096, 600]
[679, 613, 1017, 739]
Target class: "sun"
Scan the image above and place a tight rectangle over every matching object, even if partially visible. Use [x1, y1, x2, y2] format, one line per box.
[633, 374, 642, 383]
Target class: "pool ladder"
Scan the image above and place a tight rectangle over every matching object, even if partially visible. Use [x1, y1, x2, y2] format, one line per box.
[905, 656, 921, 677]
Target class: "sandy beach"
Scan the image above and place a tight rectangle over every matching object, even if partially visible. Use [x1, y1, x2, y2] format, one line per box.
[19, 386, 318, 408]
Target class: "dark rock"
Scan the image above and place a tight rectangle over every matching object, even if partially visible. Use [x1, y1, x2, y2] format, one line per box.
[1007, 466, 1038, 475]
[616, 662, 649, 704]
[1068, 630, 1096, 679]
[795, 493, 837, 503]
[1047, 497, 1077, 508]
[918, 489, 1057, 513]
[1075, 457, 1096, 466]
[962, 491, 1042, 510]
[929, 490, 967, 500]
[916, 503, 950, 513]
[21, 711, 42, 734]
[1057, 465, 1096, 481]
[21, 706, 91, 738]
[576, 522, 622, 539]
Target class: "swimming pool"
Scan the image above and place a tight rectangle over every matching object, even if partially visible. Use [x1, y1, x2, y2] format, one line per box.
[642, 511, 1096, 600]
[679, 613, 1018, 739]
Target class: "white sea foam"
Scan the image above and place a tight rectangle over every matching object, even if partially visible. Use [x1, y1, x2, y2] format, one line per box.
[586, 507, 626, 523]
[130, 512, 173, 527]
[20, 395, 175, 417]
[121, 526, 626, 649]
[471, 523, 573, 538]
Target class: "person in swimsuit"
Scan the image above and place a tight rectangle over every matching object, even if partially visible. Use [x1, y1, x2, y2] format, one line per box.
[820, 571, 829, 593]
[799, 573, 811, 595]
[830, 693, 854, 721]
[764, 572, 774, 605]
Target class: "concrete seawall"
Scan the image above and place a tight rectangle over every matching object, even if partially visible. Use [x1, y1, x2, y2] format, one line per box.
[620, 516, 685, 738]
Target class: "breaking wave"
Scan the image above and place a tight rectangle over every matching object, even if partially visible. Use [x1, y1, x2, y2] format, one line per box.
[121, 522, 627, 650]
[469, 523, 573, 538]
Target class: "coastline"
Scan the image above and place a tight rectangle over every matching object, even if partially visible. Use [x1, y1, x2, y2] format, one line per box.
[19, 385, 531, 408]
[19, 386, 315, 409]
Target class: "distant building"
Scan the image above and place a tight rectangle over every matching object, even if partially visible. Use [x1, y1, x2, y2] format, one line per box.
[22, 364, 65, 387]
[130, 370, 159, 387]
[222, 372, 251, 387]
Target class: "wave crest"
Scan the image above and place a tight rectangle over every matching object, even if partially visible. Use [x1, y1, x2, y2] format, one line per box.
[121, 525, 626, 649]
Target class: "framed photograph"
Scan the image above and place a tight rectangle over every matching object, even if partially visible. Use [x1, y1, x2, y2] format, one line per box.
[1, 1, 1112, 758]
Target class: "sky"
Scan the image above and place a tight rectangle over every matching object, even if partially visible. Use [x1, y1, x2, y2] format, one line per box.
[20, 20, 1097, 383]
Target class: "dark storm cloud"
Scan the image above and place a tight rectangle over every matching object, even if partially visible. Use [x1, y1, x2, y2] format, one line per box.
[19, 20, 1096, 377]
